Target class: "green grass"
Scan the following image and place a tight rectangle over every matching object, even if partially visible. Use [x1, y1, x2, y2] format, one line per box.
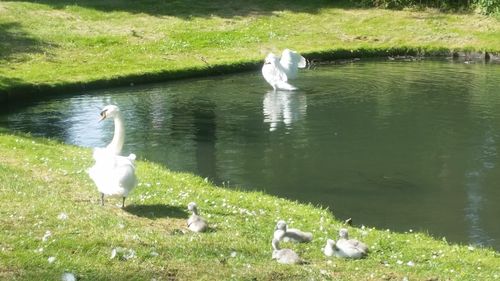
[0, 0, 499, 97]
[1, 131, 499, 280]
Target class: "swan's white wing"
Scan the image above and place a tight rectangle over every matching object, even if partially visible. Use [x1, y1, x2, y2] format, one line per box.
[262, 63, 276, 87]
[89, 152, 137, 197]
[280, 49, 307, 79]
[262, 63, 288, 83]
[262, 63, 296, 91]
[114, 163, 137, 196]
[280, 49, 306, 67]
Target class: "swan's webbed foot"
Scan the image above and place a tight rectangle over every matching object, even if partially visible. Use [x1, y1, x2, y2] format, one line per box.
[121, 197, 126, 208]
[100, 193, 105, 206]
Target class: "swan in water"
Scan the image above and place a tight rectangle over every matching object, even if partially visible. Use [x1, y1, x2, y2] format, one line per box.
[333, 228, 369, 259]
[88, 105, 137, 208]
[271, 238, 303, 264]
[262, 49, 307, 91]
[262, 53, 296, 91]
[187, 202, 208, 233]
[273, 220, 313, 243]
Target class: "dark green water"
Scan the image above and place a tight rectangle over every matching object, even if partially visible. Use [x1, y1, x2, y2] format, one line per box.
[2, 59, 500, 250]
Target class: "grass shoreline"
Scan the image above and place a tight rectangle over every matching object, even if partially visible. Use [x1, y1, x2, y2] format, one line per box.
[1, 131, 499, 280]
[1, 47, 498, 103]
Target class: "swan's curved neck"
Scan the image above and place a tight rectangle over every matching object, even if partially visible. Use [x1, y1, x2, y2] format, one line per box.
[106, 112, 125, 155]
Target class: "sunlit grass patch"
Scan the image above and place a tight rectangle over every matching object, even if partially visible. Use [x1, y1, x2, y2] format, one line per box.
[0, 132, 499, 280]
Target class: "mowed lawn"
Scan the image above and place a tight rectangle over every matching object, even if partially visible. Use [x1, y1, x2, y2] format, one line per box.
[0, 0, 499, 93]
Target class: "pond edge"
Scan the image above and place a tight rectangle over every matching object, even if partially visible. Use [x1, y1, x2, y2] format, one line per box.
[1, 47, 498, 103]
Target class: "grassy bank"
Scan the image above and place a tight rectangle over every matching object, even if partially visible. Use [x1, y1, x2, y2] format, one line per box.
[1, 0, 499, 99]
[1, 132, 499, 280]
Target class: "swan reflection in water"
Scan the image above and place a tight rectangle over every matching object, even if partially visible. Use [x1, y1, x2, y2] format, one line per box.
[464, 129, 496, 247]
[263, 90, 307, 132]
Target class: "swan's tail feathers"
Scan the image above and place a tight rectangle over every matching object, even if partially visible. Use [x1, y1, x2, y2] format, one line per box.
[127, 153, 136, 162]
[276, 81, 297, 91]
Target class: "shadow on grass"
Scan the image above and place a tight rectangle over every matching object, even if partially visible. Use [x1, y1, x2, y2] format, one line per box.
[0, 22, 51, 61]
[0, 75, 25, 88]
[13, 0, 355, 18]
[124, 204, 188, 219]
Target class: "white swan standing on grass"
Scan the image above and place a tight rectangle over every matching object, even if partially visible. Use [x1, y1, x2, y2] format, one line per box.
[187, 202, 208, 233]
[262, 49, 307, 91]
[88, 105, 137, 208]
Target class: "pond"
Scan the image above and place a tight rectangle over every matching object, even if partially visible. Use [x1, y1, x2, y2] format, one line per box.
[2, 59, 500, 250]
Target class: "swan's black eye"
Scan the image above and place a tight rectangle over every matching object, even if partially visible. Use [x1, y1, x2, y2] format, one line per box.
[100, 110, 107, 117]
